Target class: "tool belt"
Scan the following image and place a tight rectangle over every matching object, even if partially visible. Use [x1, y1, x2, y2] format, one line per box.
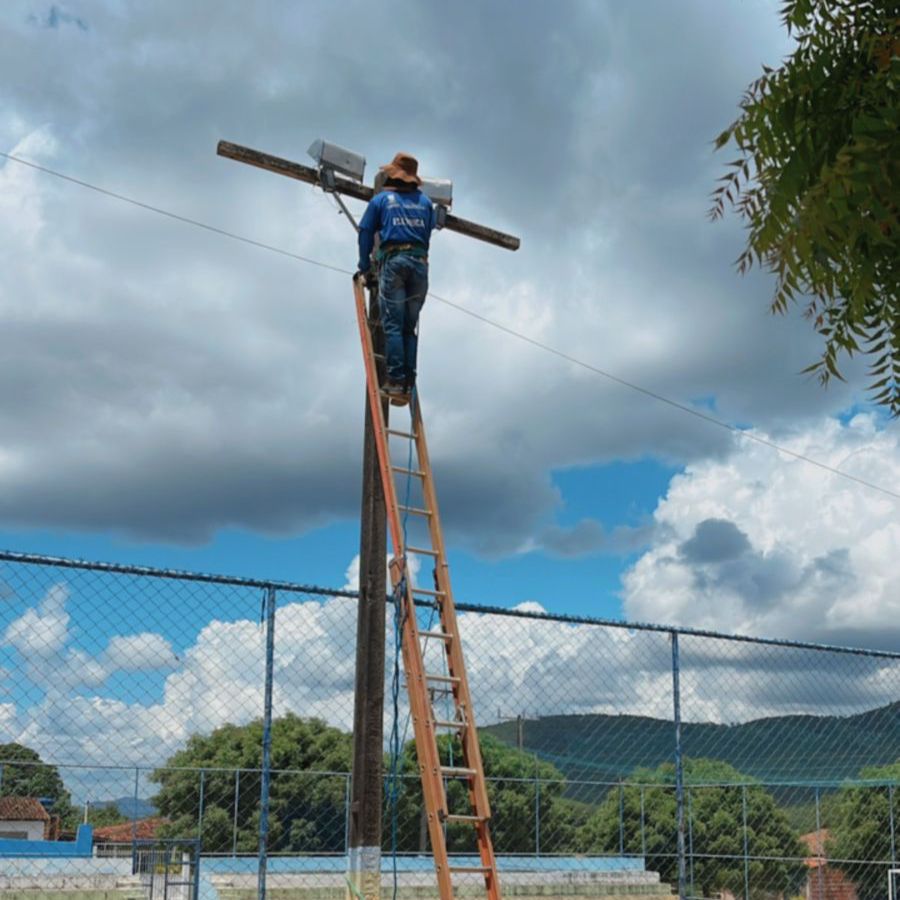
[378, 241, 428, 262]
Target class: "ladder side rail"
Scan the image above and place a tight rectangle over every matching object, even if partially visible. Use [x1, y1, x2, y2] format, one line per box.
[411, 400, 494, 822]
[412, 401, 501, 898]
[353, 281, 455, 900]
[391, 572, 455, 898]
[352, 280, 405, 554]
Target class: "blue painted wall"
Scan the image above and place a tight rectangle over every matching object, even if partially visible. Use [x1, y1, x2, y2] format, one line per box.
[0, 824, 93, 858]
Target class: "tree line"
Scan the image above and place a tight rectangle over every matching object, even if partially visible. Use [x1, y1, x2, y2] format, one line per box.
[4, 719, 897, 900]
[146, 715, 899, 898]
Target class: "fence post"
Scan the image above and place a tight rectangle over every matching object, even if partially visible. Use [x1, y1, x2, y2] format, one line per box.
[198, 769, 206, 841]
[890, 784, 896, 865]
[535, 772, 541, 856]
[671, 632, 687, 900]
[741, 784, 750, 900]
[233, 769, 241, 856]
[640, 786, 646, 859]
[619, 780, 625, 856]
[815, 787, 824, 900]
[132, 767, 140, 848]
[687, 787, 694, 894]
[258, 585, 277, 900]
[344, 775, 352, 854]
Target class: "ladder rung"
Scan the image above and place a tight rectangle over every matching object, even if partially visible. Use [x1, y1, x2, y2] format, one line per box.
[398, 504, 432, 517]
[386, 428, 417, 440]
[449, 866, 492, 873]
[413, 599, 441, 611]
[392, 466, 426, 478]
[419, 630, 453, 641]
[433, 718, 466, 730]
[441, 766, 477, 778]
[404, 681, 448, 694]
[413, 587, 445, 597]
[426, 673, 460, 684]
[445, 814, 487, 824]
[407, 545, 439, 557]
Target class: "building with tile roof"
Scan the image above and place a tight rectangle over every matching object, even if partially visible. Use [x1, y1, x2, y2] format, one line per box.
[0, 796, 52, 841]
[93, 817, 168, 843]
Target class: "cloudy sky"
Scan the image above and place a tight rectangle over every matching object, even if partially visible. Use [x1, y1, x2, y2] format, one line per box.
[1, 1, 899, 784]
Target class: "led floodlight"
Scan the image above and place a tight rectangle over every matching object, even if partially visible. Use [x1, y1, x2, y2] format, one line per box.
[307, 139, 366, 183]
[419, 178, 453, 208]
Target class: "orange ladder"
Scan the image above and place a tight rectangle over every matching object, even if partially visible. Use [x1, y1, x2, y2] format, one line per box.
[353, 278, 501, 900]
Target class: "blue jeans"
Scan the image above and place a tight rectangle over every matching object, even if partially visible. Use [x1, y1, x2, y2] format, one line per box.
[379, 253, 428, 385]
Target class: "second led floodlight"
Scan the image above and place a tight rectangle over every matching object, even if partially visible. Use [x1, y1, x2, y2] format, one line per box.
[307, 139, 366, 183]
[373, 170, 453, 207]
[420, 178, 453, 208]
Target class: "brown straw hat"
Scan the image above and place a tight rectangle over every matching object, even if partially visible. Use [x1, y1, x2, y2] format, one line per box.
[380, 152, 422, 185]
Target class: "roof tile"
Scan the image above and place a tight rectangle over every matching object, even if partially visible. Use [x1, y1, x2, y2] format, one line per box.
[0, 796, 51, 821]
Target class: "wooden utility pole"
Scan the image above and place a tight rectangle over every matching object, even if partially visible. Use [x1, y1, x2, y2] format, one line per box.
[348, 287, 388, 900]
[216, 139, 518, 900]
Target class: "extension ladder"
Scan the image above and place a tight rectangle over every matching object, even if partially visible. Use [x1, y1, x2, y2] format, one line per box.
[353, 278, 501, 900]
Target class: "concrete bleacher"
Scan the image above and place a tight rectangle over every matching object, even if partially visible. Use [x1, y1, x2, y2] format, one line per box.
[0, 852, 674, 900]
[0, 857, 145, 900]
[205, 856, 674, 900]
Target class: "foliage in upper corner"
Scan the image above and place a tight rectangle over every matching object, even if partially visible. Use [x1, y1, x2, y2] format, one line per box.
[711, 0, 900, 414]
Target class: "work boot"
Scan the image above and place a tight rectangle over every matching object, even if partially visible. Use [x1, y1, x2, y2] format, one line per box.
[382, 381, 407, 404]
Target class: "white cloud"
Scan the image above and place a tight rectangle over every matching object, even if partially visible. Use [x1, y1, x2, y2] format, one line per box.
[0, 702, 16, 733]
[64, 649, 108, 690]
[621, 414, 900, 648]
[4, 583, 70, 657]
[0, 127, 58, 248]
[105, 633, 178, 671]
[2, 586, 179, 699]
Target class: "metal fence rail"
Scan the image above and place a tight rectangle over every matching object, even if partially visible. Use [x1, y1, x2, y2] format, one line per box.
[1, 549, 898, 900]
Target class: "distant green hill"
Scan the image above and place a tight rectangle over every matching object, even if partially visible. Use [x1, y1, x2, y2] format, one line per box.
[94, 796, 157, 819]
[482, 701, 900, 788]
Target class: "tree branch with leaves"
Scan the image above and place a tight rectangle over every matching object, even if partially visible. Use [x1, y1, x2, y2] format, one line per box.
[712, 0, 900, 413]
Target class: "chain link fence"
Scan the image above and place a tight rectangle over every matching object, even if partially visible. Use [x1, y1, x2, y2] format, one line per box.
[1, 549, 898, 900]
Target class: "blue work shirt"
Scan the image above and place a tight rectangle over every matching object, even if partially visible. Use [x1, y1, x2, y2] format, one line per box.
[357, 188, 435, 272]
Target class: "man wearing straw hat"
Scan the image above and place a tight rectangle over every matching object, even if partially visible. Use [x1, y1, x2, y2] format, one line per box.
[356, 153, 436, 407]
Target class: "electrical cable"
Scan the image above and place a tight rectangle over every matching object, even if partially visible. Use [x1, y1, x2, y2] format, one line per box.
[424, 288, 900, 501]
[2, 149, 897, 502]
[0, 151, 348, 276]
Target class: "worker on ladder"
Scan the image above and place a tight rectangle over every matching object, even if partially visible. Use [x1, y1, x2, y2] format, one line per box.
[356, 152, 436, 407]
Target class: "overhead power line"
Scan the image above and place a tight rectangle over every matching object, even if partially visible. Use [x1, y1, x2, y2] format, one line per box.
[2, 149, 898, 502]
[0, 151, 347, 276]
[426, 291, 900, 500]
